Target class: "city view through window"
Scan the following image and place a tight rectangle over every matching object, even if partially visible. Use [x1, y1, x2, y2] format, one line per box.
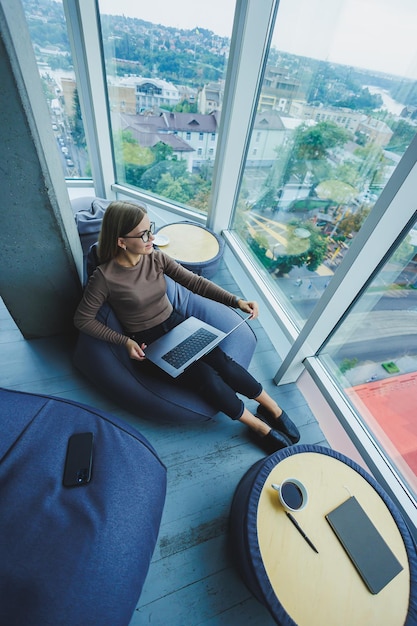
[22, 0, 90, 178]
[233, 1, 417, 328]
[97, 0, 234, 212]
[21, 0, 417, 494]
[23, 1, 417, 315]
[233, 0, 416, 493]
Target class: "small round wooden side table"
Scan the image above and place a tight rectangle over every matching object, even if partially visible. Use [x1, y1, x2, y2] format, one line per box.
[230, 444, 417, 625]
[155, 221, 224, 277]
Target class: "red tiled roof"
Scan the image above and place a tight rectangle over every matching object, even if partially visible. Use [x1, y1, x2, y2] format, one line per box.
[346, 372, 417, 487]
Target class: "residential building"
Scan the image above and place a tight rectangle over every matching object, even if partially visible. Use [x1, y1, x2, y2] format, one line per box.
[356, 116, 394, 148]
[198, 81, 224, 113]
[134, 77, 180, 112]
[289, 100, 363, 133]
[113, 110, 220, 171]
[259, 66, 302, 113]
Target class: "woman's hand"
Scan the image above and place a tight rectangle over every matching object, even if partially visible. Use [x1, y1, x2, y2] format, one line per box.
[237, 299, 259, 319]
[125, 338, 147, 361]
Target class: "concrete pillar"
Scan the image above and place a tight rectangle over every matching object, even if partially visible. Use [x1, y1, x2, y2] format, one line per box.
[0, 0, 83, 337]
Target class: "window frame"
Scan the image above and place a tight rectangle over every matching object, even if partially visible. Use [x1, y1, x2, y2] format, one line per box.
[63, 0, 115, 198]
[63, 0, 417, 533]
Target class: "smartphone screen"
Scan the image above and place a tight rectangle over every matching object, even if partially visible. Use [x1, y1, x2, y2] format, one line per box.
[63, 432, 93, 487]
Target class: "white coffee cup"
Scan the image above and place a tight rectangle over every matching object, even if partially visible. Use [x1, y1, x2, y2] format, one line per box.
[271, 478, 308, 512]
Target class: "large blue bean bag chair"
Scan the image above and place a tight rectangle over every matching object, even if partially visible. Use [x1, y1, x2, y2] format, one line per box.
[72, 196, 110, 256]
[73, 243, 257, 422]
[0, 387, 167, 626]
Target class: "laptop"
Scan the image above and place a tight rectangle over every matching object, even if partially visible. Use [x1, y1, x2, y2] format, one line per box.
[145, 314, 251, 377]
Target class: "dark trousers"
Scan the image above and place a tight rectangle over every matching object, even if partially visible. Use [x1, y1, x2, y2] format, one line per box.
[132, 311, 262, 420]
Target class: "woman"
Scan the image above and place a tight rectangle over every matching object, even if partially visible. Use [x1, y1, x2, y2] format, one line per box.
[74, 201, 300, 453]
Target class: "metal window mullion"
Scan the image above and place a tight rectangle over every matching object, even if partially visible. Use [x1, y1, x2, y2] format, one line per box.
[208, 0, 278, 233]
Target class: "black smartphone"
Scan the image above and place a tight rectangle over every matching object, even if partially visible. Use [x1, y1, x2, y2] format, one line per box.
[63, 432, 94, 487]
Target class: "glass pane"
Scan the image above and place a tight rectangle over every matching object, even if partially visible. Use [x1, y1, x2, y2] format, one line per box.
[232, 0, 417, 327]
[21, 0, 91, 179]
[97, 0, 235, 214]
[320, 221, 417, 496]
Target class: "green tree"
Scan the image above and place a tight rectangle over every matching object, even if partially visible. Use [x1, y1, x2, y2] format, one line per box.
[191, 186, 211, 213]
[70, 89, 86, 149]
[123, 163, 149, 187]
[333, 88, 382, 111]
[333, 161, 363, 189]
[387, 119, 416, 154]
[339, 358, 359, 374]
[112, 130, 153, 187]
[282, 221, 328, 272]
[150, 142, 174, 163]
[140, 159, 188, 193]
[163, 100, 198, 113]
[114, 130, 154, 167]
[183, 101, 198, 113]
[294, 122, 351, 161]
[253, 122, 349, 209]
[353, 144, 386, 188]
[40, 76, 55, 103]
[306, 63, 382, 111]
[153, 169, 211, 208]
[155, 173, 186, 202]
[337, 206, 371, 238]
[285, 122, 351, 184]
[248, 221, 328, 275]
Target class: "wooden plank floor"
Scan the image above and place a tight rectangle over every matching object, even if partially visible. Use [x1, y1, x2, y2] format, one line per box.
[0, 259, 328, 626]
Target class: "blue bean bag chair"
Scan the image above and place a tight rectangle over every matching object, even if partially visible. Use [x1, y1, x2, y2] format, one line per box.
[72, 196, 110, 256]
[230, 445, 417, 626]
[73, 243, 257, 422]
[0, 387, 167, 626]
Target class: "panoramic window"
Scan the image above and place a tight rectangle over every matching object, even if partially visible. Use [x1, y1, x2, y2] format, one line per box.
[319, 219, 417, 497]
[21, 0, 91, 179]
[232, 0, 417, 327]
[97, 0, 235, 214]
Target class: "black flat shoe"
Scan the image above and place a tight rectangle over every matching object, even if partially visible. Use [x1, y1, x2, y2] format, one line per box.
[250, 428, 292, 454]
[256, 406, 300, 444]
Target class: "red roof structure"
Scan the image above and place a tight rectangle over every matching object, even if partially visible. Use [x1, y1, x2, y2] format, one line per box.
[346, 372, 417, 491]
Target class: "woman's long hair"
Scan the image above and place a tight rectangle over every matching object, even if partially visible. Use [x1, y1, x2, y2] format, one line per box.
[97, 201, 147, 264]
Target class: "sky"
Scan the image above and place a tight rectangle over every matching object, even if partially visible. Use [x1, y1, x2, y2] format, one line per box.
[98, 0, 417, 79]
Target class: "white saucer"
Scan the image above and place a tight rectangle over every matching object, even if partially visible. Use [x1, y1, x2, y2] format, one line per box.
[153, 233, 170, 247]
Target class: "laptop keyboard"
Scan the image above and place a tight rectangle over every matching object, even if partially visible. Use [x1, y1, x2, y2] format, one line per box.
[162, 327, 218, 369]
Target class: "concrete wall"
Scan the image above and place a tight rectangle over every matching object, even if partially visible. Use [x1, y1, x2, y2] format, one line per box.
[0, 0, 83, 337]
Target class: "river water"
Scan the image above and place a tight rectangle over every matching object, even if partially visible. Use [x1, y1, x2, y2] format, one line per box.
[366, 85, 405, 115]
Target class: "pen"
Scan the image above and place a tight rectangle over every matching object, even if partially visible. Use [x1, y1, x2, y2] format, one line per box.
[286, 512, 319, 554]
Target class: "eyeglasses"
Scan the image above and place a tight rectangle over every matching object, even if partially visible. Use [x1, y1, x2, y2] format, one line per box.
[122, 222, 155, 243]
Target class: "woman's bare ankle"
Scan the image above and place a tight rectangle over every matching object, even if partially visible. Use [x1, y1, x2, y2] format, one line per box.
[258, 403, 282, 419]
[255, 418, 271, 436]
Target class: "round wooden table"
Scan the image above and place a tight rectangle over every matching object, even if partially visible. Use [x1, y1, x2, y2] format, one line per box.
[155, 221, 224, 277]
[230, 444, 417, 625]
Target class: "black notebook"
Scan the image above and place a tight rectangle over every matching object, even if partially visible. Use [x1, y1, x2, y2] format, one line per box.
[326, 496, 403, 594]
